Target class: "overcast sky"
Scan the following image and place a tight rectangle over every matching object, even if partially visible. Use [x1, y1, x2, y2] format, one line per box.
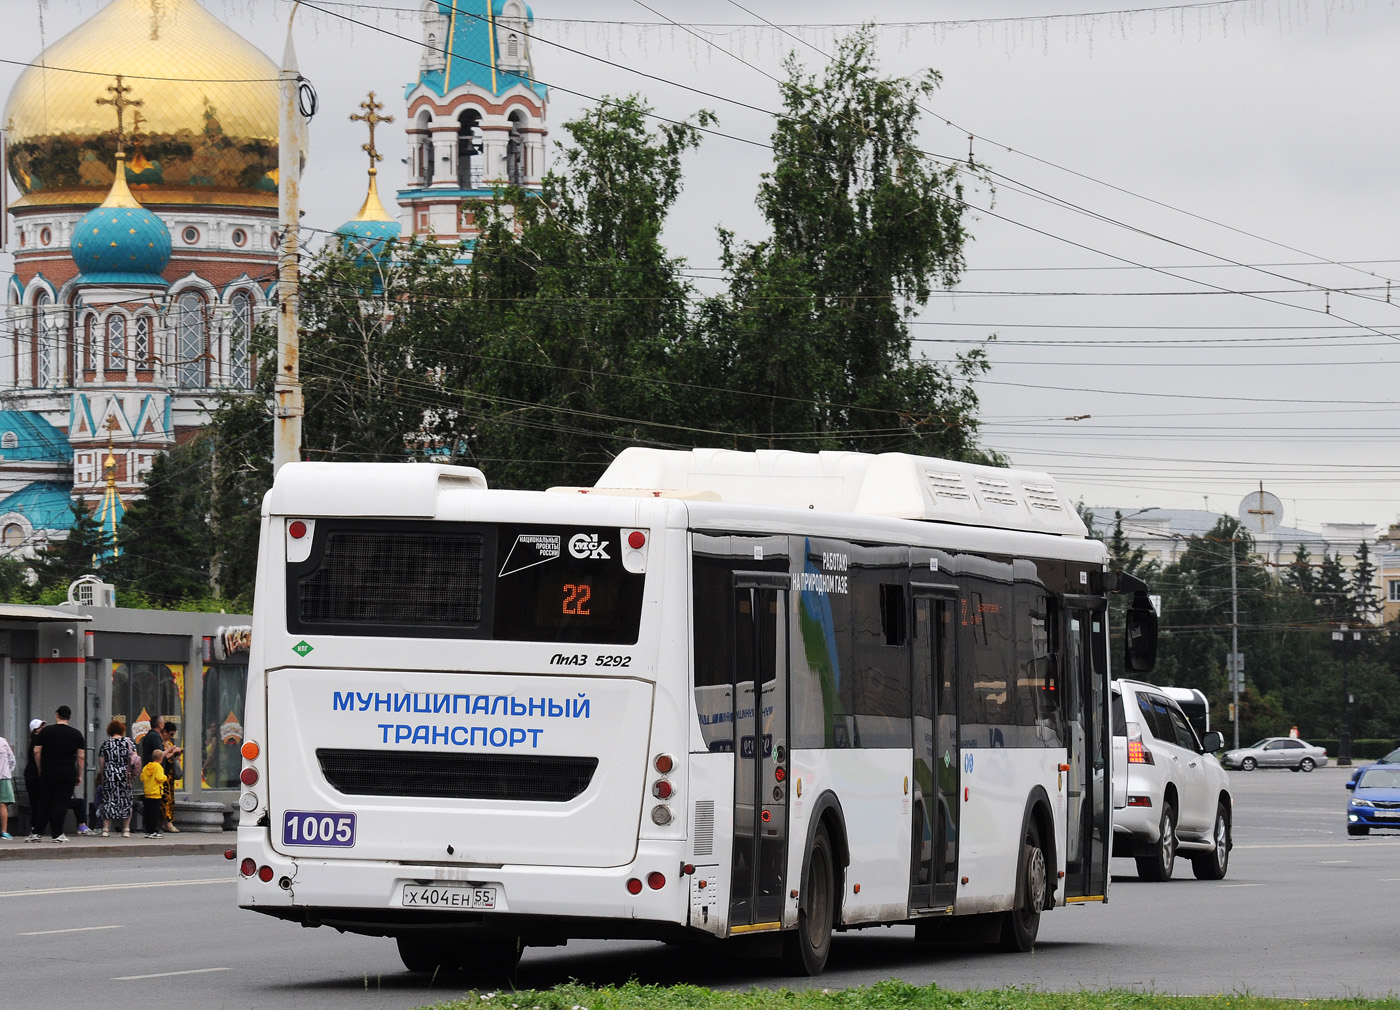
[6, 0, 1398, 536]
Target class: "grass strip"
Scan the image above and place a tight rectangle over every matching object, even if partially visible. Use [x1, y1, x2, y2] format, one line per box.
[420, 981, 1400, 1010]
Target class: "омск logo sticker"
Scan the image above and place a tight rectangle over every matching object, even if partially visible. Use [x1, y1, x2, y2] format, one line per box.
[568, 533, 610, 559]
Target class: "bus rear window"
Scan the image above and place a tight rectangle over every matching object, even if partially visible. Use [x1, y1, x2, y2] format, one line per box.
[286, 521, 643, 643]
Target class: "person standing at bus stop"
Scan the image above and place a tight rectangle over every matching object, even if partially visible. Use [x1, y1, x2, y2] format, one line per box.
[0, 731, 15, 839]
[34, 707, 86, 842]
[23, 719, 46, 841]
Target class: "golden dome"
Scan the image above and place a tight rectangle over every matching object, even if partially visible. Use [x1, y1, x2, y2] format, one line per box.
[5, 0, 279, 211]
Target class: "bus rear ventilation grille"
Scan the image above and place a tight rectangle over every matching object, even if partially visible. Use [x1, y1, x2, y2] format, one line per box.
[297, 530, 484, 626]
[316, 749, 599, 802]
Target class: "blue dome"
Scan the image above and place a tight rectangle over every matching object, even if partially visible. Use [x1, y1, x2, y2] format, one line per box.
[336, 217, 401, 266]
[71, 203, 171, 286]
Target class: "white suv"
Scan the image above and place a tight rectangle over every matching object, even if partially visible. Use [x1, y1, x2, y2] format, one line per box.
[1111, 679, 1232, 881]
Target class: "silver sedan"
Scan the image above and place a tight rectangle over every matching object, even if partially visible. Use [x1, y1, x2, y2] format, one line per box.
[1221, 737, 1329, 772]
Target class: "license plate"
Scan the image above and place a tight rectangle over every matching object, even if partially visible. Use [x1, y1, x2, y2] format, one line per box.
[1373, 811, 1400, 819]
[282, 810, 356, 847]
[401, 884, 498, 909]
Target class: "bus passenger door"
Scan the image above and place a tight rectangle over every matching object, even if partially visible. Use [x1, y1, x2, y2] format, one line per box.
[729, 575, 790, 931]
[1062, 599, 1110, 900]
[910, 588, 959, 911]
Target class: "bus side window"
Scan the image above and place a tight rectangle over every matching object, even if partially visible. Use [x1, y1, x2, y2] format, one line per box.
[959, 576, 1013, 745]
[692, 550, 738, 753]
[848, 557, 911, 749]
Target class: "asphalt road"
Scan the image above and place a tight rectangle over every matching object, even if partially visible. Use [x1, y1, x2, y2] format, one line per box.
[1, 765, 1394, 1009]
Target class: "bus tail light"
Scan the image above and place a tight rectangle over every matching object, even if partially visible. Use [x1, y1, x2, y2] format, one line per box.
[650, 805, 672, 826]
[240, 858, 256, 876]
[646, 871, 666, 890]
[240, 767, 259, 786]
[652, 780, 673, 799]
[241, 741, 260, 761]
[626, 878, 643, 895]
[654, 753, 673, 774]
[258, 865, 274, 882]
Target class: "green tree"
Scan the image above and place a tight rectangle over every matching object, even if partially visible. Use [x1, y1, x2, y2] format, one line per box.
[687, 29, 993, 461]
[1350, 541, 1380, 624]
[455, 96, 712, 489]
[1315, 553, 1351, 624]
[31, 499, 108, 591]
[108, 441, 214, 605]
[1282, 543, 1315, 596]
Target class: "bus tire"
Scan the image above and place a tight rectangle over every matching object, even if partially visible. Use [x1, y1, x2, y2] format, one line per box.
[396, 935, 458, 973]
[465, 934, 523, 984]
[782, 824, 834, 976]
[995, 818, 1045, 953]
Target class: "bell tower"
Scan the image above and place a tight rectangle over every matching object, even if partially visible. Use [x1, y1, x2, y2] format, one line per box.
[398, 1, 548, 253]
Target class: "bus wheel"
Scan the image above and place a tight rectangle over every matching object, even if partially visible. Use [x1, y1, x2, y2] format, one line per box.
[462, 935, 523, 984]
[396, 935, 459, 973]
[782, 824, 834, 976]
[995, 819, 1045, 953]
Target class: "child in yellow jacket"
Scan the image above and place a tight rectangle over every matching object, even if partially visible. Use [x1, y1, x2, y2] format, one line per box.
[140, 758, 166, 839]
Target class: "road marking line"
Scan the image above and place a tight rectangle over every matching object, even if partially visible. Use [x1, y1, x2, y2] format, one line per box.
[1218, 883, 1263, 888]
[1234, 841, 1400, 850]
[0, 877, 231, 899]
[113, 967, 230, 981]
[20, 924, 124, 936]
[1320, 860, 1352, 865]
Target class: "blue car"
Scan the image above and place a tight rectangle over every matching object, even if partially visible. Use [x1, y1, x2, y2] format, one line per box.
[1346, 763, 1400, 835]
[1345, 746, 1400, 788]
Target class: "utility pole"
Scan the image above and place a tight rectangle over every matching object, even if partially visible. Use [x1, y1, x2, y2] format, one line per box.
[274, 7, 307, 473]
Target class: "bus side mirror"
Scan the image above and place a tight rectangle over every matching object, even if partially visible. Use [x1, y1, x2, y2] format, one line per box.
[1124, 593, 1158, 673]
[1202, 731, 1223, 753]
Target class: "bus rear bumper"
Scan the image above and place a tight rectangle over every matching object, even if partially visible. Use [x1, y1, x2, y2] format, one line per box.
[234, 826, 693, 940]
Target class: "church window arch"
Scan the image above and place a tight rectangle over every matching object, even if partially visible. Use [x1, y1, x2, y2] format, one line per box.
[414, 110, 434, 185]
[177, 290, 208, 388]
[458, 110, 483, 189]
[106, 314, 127, 372]
[229, 290, 253, 390]
[507, 33, 519, 60]
[506, 111, 527, 186]
[32, 290, 53, 389]
[82, 312, 97, 374]
[134, 314, 153, 370]
[2, 522, 24, 548]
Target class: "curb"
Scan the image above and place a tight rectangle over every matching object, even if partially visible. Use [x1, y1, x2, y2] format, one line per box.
[0, 837, 232, 862]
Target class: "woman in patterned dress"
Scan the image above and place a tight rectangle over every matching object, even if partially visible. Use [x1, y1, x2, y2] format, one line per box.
[97, 720, 136, 837]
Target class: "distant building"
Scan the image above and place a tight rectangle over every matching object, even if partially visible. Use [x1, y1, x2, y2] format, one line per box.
[1, 0, 278, 551]
[1090, 507, 1386, 620]
[1378, 522, 1400, 624]
[398, 0, 549, 255]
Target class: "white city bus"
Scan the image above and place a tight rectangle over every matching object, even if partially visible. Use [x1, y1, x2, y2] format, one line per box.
[235, 448, 1157, 977]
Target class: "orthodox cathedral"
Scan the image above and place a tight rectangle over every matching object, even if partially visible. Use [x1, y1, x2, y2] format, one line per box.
[1, 0, 548, 558]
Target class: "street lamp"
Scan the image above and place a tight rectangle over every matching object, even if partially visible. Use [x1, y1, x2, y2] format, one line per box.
[1331, 625, 1362, 767]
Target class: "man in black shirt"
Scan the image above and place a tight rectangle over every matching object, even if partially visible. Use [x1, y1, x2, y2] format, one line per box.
[34, 706, 86, 842]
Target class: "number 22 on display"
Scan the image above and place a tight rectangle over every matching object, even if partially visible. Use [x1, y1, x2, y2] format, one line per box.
[562, 583, 591, 615]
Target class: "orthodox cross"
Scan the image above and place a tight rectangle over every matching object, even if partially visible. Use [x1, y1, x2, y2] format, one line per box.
[95, 75, 143, 154]
[349, 91, 394, 175]
[1245, 481, 1275, 533]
